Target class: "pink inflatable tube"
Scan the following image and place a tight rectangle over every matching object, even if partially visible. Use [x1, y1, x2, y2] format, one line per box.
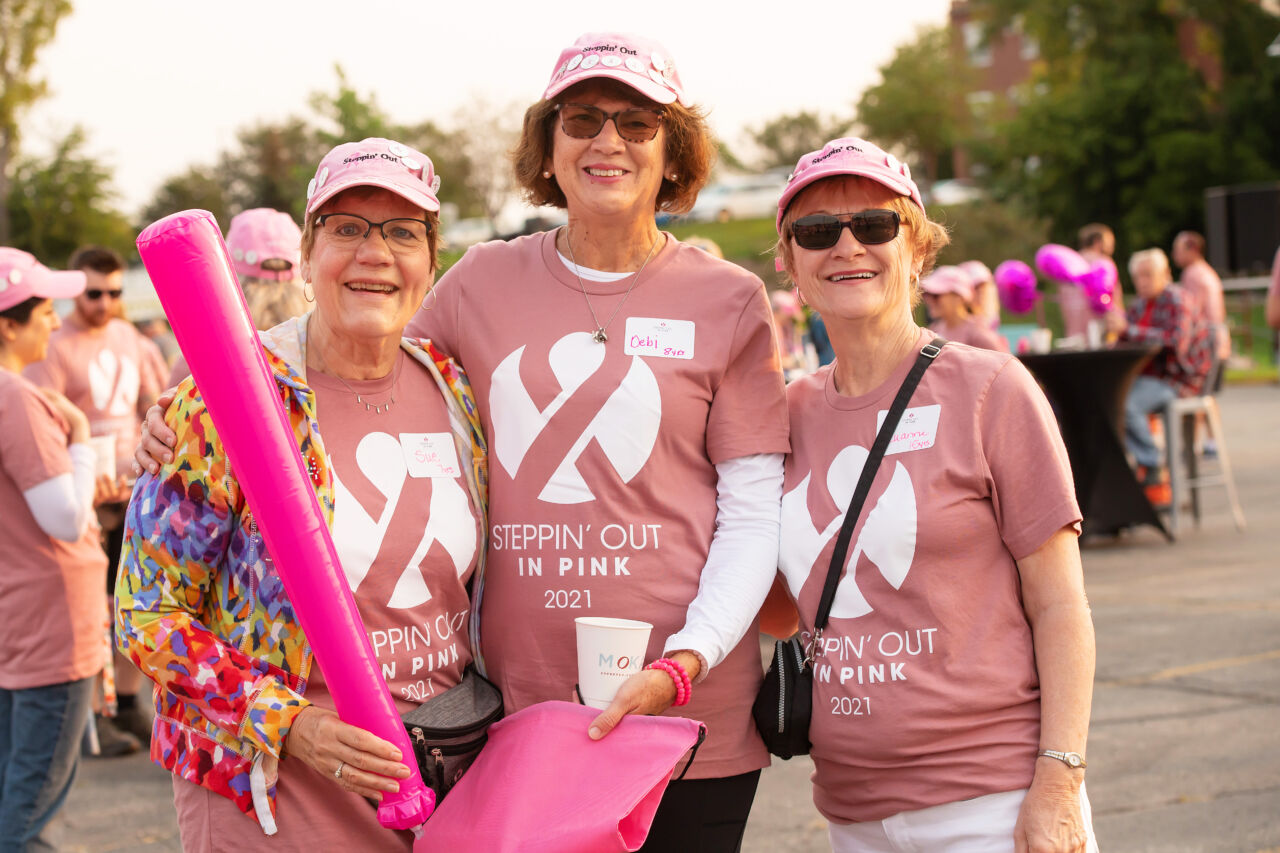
[136, 210, 434, 830]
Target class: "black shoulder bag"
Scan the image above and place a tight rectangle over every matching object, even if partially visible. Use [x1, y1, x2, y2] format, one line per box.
[753, 338, 945, 759]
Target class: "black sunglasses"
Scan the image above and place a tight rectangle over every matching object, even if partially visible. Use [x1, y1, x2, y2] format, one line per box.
[85, 288, 124, 300]
[555, 103, 666, 142]
[789, 210, 901, 251]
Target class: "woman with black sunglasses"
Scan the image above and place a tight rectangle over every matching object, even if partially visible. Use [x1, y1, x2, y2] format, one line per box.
[403, 31, 788, 852]
[772, 138, 1098, 853]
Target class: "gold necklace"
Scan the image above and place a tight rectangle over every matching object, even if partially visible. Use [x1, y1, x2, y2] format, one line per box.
[313, 346, 402, 414]
[563, 227, 661, 344]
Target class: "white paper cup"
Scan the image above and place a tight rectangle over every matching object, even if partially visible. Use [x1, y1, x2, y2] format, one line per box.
[1029, 328, 1053, 354]
[89, 435, 117, 480]
[575, 617, 653, 710]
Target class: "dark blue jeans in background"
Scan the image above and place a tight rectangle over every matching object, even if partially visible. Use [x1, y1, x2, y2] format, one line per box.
[0, 676, 95, 853]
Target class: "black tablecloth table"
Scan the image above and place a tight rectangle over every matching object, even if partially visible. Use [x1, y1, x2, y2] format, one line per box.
[1019, 345, 1171, 540]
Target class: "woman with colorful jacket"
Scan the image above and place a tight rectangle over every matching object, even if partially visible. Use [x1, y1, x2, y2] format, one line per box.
[116, 140, 486, 850]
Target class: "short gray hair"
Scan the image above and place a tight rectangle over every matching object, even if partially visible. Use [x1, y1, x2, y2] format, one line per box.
[1128, 247, 1170, 277]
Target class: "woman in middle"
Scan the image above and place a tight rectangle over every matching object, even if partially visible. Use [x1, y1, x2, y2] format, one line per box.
[921, 264, 1009, 352]
[406, 30, 789, 851]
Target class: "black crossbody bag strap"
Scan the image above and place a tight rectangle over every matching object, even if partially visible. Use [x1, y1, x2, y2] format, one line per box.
[809, 338, 946, 646]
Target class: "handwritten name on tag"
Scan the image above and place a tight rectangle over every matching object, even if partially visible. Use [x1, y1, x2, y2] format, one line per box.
[623, 317, 695, 360]
[875, 404, 941, 455]
[399, 432, 462, 478]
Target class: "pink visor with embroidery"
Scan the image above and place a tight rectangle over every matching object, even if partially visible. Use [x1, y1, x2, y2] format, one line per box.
[776, 137, 923, 233]
[305, 138, 441, 218]
[226, 208, 301, 282]
[543, 31, 685, 105]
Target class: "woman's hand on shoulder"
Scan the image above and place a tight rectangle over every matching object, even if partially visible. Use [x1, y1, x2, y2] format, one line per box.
[586, 651, 702, 741]
[1013, 761, 1088, 853]
[284, 706, 412, 802]
[38, 388, 90, 445]
[133, 389, 178, 477]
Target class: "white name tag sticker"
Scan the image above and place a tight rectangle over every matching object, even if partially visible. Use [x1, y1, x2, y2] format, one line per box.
[623, 317, 695, 359]
[875, 404, 941, 455]
[399, 432, 462, 478]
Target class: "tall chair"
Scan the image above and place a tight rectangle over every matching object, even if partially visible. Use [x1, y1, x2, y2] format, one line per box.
[1161, 327, 1246, 535]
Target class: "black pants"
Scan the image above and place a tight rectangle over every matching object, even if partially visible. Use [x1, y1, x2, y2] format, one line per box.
[639, 769, 761, 853]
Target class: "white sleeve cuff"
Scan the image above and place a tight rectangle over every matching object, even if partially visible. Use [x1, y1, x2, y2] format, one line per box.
[663, 452, 783, 675]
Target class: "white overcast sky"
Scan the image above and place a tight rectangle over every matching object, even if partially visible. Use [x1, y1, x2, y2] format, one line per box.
[25, 1, 951, 216]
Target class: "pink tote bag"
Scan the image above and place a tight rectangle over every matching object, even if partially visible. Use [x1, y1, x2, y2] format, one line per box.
[415, 701, 705, 853]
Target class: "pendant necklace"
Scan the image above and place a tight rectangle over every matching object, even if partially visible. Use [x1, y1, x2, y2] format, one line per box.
[564, 227, 660, 344]
[315, 348, 402, 414]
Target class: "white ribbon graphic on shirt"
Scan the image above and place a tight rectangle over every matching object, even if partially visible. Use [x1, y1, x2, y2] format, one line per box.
[779, 444, 917, 619]
[489, 332, 661, 504]
[87, 348, 139, 416]
[330, 431, 476, 609]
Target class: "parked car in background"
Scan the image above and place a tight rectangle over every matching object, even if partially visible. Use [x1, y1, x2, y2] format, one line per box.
[685, 172, 790, 223]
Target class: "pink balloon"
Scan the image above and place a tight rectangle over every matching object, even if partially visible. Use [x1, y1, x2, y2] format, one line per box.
[1078, 259, 1117, 315]
[136, 211, 434, 830]
[994, 259, 1039, 314]
[1034, 243, 1092, 284]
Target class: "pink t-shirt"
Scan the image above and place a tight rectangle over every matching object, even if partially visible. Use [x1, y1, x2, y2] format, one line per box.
[406, 231, 790, 779]
[0, 370, 108, 689]
[778, 330, 1081, 823]
[1179, 260, 1231, 360]
[172, 351, 480, 850]
[1059, 255, 1124, 339]
[929, 317, 1010, 352]
[25, 315, 162, 472]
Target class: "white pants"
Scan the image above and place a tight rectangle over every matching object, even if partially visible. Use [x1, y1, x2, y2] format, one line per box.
[828, 786, 1099, 853]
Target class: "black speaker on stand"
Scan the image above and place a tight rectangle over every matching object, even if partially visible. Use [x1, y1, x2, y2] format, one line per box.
[1205, 182, 1280, 275]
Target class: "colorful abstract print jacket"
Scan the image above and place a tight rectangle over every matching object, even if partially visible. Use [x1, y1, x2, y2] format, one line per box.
[115, 315, 487, 834]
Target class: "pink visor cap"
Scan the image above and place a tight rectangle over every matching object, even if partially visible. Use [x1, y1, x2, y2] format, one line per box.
[958, 259, 993, 286]
[226, 208, 301, 282]
[543, 31, 686, 105]
[0, 248, 86, 312]
[775, 137, 923, 234]
[305, 138, 441, 218]
[921, 265, 975, 302]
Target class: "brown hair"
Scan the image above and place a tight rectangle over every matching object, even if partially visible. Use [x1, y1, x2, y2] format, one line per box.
[511, 80, 714, 215]
[299, 188, 441, 273]
[68, 245, 124, 275]
[1175, 230, 1205, 256]
[773, 176, 951, 308]
[242, 278, 310, 330]
[0, 296, 45, 325]
[1077, 223, 1114, 251]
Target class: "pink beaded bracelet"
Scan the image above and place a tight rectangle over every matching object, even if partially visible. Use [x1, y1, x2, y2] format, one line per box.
[646, 658, 692, 706]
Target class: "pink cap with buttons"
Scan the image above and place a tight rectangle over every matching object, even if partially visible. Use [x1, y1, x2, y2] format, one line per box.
[305, 138, 441, 218]
[226, 208, 301, 282]
[543, 31, 686, 106]
[775, 137, 924, 234]
[0, 248, 86, 312]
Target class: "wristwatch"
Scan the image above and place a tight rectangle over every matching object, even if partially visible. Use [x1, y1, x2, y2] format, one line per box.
[1038, 749, 1087, 769]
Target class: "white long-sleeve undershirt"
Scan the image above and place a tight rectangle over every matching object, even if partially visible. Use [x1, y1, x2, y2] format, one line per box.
[22, 443, 96, 542]
[664, 452, 784, 680]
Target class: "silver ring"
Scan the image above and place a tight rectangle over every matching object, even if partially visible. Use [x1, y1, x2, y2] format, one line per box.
[334, 761, 345, 780]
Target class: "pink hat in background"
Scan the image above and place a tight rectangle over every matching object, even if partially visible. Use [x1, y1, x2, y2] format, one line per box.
[920, 265, 975, 302]
[776, 137, 923, 234]
[226, 208, 301, 282]
[0, 248, 86, 312]
[305, 138, 441, 218]
[543, 32, 686, 105]
[958, 259, 993, 286]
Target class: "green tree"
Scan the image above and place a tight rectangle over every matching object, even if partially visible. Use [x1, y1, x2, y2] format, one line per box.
[856, 25, 973, 190]
[975, 0, 1280, 261]
[0, 0, 73, 243]
[748, 111, 853, 170]
[7, 126, 134, 263]
[140, 166, 233, 232]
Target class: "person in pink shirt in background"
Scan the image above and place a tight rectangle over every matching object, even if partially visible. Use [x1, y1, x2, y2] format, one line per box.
[1268, 245, 1280, 332]
[1172, 230, 1231, 366]
[1061, 223, 1125, 340]
[0, 249, 111, 850]
[24, 245, 155, 757]
[958, 259, 1001, 331]
[921, 264, 1010, 352]
[773, 138, 1097, 853]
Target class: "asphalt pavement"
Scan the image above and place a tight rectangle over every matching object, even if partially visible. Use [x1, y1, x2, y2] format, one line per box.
[56, 383, 1280, 853]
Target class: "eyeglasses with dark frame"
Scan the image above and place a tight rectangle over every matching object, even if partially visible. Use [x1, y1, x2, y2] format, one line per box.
[84, 288, 124, 300]
[314, 213, 432, 252]
[554, 103, 667, 143]
[788, 209, 901, 251]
